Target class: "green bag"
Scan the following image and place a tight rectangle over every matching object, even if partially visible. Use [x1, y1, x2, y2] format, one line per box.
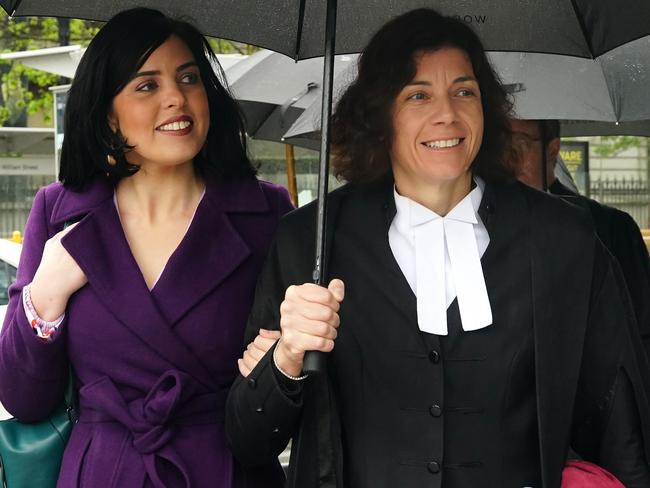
[0, 217, 79, 487]
[0, 378, 76, 488]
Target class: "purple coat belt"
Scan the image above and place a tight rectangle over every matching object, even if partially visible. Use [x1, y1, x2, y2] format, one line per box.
[79, 369, 225, 488]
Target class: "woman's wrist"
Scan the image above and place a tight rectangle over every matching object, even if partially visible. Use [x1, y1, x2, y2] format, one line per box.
[274, 340, 305, 378]
[28, 280, 69, 322]
[23, 283, 65, 341]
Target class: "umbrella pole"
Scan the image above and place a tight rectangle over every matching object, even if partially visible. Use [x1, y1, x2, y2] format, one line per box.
[285, 144, 299, 206]
[540, 122, 549, 191]
[303, 0, 337, 375]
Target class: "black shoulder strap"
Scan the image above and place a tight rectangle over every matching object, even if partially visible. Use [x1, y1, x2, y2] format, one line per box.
[62, 216, 82, 421]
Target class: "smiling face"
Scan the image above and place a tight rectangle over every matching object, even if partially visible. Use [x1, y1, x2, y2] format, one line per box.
[390, 47, 484, 204]
[109, 35, 210, 171]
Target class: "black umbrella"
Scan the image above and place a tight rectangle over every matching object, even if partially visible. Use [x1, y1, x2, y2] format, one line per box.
[285, 39, 650, 141]
[4, 0, 650, 372]
[227, 50, 355, 144]
[225, 49, 356, 207]
[560, 120, 650, 138]
[4, 0, 650, 59]
[490, 38, 650, 123]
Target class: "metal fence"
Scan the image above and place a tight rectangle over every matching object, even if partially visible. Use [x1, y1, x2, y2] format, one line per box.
[1, 171, 648, 239]
[590, 177, 650, 229]
[0, 175, 52, 238]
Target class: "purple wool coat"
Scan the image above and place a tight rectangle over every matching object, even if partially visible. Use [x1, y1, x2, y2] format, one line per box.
[0, 175, 292, 488]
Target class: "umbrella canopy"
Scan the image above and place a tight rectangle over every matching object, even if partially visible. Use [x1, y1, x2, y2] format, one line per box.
[2, 0, 650, 60]
[491, 35, 650, 123]
[283, 38, 650, 143]
[227, 49, 356, 143]
[225, 50, 355, 207]
[560, 120, 650, 138]
[281, 60, 360, 148]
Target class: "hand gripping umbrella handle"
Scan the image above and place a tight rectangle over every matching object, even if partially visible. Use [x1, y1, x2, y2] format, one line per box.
[303, 258, 329, 375]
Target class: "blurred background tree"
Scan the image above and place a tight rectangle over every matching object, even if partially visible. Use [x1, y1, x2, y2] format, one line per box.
[0, 11, 257, 127]
[0, 13, 102, 126]
[593, 135, 642, 158]
[208, 38, 258, 55]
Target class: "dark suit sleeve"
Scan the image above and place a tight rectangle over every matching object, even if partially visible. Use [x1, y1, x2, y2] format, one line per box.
[0, 187, 69, 422]
[225, 234, 304, 467]
[608, 210, 650, 360]
[571, 243, 650, 487]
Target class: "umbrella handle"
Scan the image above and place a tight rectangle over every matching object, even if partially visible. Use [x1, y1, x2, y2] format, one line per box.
[303, 350, 327, 375]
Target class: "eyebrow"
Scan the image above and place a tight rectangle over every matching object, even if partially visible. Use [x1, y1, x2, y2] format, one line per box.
[131, 61, 198, 79]
[405, 75, 477, 86]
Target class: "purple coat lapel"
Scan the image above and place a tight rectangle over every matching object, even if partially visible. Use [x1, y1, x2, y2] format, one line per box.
[54, 176, 271, 389]
[151, 176, 269, 325]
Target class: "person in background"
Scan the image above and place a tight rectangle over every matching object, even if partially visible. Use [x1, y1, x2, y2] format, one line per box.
[226, 9, 650, 488]
[509, 118, 650, 361]
[0, 8, 291, 488]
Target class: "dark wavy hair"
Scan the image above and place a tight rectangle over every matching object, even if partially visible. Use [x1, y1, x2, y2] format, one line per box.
[60, 7, 254, 190]
[331, 8, 514, 184]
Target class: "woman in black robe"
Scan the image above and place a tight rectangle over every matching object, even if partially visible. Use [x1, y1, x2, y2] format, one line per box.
[226, 9, 650, 488]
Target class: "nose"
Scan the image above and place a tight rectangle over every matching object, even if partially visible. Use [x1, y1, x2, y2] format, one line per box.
[162, 82, 187, 109]
[429, 95, 456, 125]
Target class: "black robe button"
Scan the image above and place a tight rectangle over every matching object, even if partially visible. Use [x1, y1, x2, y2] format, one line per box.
[255, 406, 264, 413]
[429, 350, 440, 364]
[429, 404, 442, 417]
[247, 378, 257, 389]
[427, 461, 441, 473]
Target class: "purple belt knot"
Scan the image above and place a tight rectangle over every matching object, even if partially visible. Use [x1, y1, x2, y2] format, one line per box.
[79, 369, 225, 488]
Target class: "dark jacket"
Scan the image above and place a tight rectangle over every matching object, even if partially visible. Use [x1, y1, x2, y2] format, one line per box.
[550, 179, 650, 359]
[226, 179, 650, 488]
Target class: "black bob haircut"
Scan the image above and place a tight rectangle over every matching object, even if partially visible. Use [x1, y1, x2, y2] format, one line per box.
[331, 8, 514, 184]
[60, 7, 254, 190]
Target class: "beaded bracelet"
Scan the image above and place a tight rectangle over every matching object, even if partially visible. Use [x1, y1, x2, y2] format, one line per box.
[273, 341, 308, 381]
[22, 283, 65, 341]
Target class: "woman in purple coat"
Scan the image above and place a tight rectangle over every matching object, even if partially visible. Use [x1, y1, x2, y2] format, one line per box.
[0, 8, 291, 488]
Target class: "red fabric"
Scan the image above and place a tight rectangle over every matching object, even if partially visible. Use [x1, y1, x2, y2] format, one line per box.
[561, 460, 625, 488]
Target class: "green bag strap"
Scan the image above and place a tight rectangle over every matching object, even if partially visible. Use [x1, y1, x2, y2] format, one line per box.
[64, 374, 77, 423]
[62, 218, 80, 230]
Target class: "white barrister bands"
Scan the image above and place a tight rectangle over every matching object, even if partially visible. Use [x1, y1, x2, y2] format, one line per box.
[389, 177, 492, 335]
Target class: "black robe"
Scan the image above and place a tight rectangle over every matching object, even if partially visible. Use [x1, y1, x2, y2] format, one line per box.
[549, 179, 650, 360]
[226, 179, 650, 488]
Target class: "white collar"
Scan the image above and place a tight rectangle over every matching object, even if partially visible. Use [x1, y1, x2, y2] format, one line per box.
[393, 177, 485, 229]
[390, 177, 492, 335]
